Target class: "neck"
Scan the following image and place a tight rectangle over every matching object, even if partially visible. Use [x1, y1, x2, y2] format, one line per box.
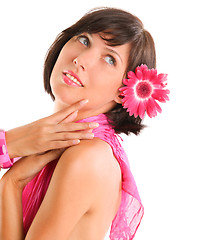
[53, 101, 114, 122]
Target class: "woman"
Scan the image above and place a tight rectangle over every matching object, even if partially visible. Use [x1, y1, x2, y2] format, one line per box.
[0, 7, 169, 240]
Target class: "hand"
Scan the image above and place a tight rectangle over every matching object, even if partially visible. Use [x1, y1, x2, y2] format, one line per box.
[5, 100, 98, 158]
[3, 149, 65, 190]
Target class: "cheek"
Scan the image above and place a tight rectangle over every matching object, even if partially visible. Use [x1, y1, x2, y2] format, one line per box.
[96, 69, 123, 87]
[90, 77, 122, 103]
[103, 74, 123, 93]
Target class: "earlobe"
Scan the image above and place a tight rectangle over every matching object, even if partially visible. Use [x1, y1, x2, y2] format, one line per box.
[114, 90, 123, 104]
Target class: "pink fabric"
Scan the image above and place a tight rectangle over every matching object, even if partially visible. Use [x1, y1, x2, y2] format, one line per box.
[22, 114, 144, 239]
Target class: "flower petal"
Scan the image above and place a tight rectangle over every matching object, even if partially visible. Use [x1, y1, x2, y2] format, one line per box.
[152, 89, 170, 102]
[154, 100, 162, 113]
[128, 71, 137, 80]
[142, 68, 150, 80]
[138, 100, 147, 119]
[122, 78, 129, 85]
[139, 64, 148, 72]
[121, 64, 169, 119]
[146, 98, 160, 118]
[136, 69, 143, 80]
[158, 73, 168, 83]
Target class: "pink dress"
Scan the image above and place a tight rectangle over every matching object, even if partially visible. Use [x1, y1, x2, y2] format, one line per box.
[22, 114, 144, 239]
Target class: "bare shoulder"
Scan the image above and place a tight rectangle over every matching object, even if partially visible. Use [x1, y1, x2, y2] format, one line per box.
[60, 137, 120, 169]
[58, 138, 121, 186]
[63, 137, 114, 158]
[25, 138, 122, 239]
[57, 137, 122, 215]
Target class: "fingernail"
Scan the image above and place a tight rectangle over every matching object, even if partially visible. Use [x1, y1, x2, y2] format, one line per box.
[86, 133, 94, 139]
[73, 139, 80, 144]
[72, 110, 78, 116]
[80, 99, 88, 105]
[89, 122, 99, 128]
[84, 129, 93, 133]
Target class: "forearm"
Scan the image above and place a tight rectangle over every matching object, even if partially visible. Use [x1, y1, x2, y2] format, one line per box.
[0, 175, 24, 240]
[5, 129, 22, 159]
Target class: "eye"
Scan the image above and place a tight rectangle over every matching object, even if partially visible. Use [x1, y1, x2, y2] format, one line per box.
[104, 55, 116, 66]
[78, 36, 89, 47]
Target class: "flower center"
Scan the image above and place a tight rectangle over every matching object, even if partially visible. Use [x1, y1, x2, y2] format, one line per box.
[136, 81, 152, 99]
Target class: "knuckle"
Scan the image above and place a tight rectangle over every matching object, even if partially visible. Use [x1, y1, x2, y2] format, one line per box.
[83, 122, 90, 128]
[61, 141, 71, 147]
[67, 123, 76, 131]
[60, 123, 71, 132]
[80, 132, 94, 139]
[64, 133, 73, 139]
[35, 136, 49, 151]
[75, 122, 89, 130]
[82, 123, 89, 129]
[39, 125, 49, 134]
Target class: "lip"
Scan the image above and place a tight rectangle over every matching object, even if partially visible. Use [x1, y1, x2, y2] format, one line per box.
[62, 74, 81, 87]
[63, 70, 84, 87]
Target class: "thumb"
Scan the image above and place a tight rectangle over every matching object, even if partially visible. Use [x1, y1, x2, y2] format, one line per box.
[39, 149, 65, 166]
[46, 99, 88, 124]
[60, 110, 78, 124]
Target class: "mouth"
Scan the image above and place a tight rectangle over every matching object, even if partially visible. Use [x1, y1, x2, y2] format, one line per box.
[62, 70, 84, 87]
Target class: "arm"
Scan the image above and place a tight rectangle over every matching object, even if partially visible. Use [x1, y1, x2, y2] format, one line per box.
[0, 177, 24, 240]
[0, 150, 64, 240]
[4, 99, 97, 159]
[0, 139, 120, 239]
[25, 139, 121, 240]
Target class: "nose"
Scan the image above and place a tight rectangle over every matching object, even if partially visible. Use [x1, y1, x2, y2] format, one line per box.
[73, 48, 97, 71]
[73, 58, 85, 70]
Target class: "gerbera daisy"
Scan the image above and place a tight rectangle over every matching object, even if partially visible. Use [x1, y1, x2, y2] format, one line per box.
[119, 64, 170, 119]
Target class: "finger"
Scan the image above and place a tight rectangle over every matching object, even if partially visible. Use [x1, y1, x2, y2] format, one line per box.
[60, 110, 78, 124]
[51, 122, 99, 133]
[38, 131, 93, 152]
[46, 99, 88, 124]
[48, 139, 81, 150]
[37, 149, 65, 167]
[50, 131, 95, 142]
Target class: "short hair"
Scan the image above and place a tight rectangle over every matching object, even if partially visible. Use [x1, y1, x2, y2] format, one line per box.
[43, 7, 156, 135]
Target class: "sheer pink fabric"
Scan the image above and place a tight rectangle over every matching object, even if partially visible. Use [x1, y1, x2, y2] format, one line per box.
[22, 114, 144, 239]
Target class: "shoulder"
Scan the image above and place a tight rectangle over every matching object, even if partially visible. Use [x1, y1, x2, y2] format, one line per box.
[25, 139, 121, 238]
[57, 138, 121, 187]
[63, 137, 112, 159]
[55, 138, 122, 213]
[70, 137, 112, 154]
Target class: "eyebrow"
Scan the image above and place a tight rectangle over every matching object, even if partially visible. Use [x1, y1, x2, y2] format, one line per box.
[105, 47, 123, 63]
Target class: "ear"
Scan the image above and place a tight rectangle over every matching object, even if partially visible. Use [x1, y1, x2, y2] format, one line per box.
[114, 89, 123, 104]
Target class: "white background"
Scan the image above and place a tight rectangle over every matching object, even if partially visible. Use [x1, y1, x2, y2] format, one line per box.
[0, 0, 214, 239]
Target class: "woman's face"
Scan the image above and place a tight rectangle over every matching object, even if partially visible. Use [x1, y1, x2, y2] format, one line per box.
[50, 33, 130, 118]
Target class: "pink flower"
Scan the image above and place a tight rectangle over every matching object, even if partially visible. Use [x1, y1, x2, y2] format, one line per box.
[119, 64, 170, 119]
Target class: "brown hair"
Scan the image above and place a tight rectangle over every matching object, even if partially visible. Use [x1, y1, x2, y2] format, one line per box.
[44, 7, 156, 135]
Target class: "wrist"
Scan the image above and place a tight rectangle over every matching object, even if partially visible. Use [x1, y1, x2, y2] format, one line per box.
[5, 130, 17, 159]
[0, 130, 14, 168]
[0, 170, 25, 192]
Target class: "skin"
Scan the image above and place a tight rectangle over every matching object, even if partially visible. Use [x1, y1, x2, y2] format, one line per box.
[0, 32, 130, 239]
[4, 100, 98, 159]
[50, 33, 130, 119]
